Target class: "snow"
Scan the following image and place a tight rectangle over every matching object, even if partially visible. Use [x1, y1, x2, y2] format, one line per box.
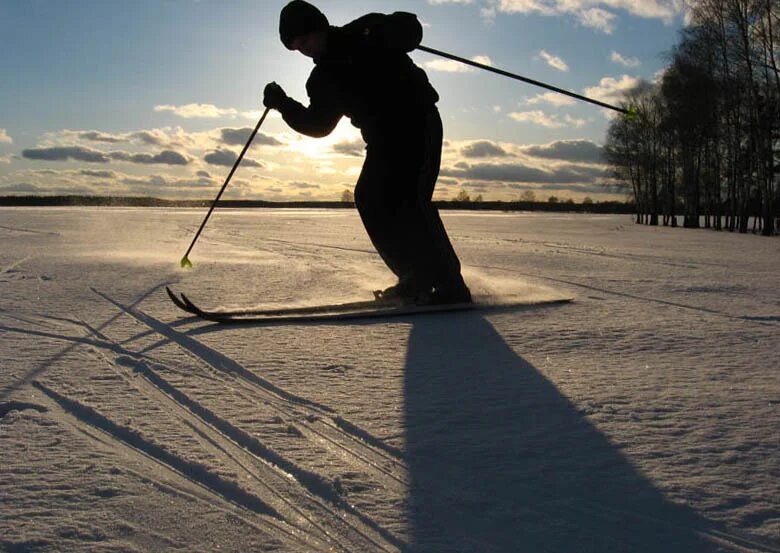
[1, 206, 778, 553]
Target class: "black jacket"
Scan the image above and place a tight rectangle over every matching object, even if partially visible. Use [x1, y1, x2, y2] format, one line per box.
[278, 12, 439, 143]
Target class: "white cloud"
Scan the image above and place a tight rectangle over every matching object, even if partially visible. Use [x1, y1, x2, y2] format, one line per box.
[507, 110, 588, 128]
[577, 7, 615, 33]
[0, 129, 12, 144]
[581, 74, 646, 118]
[423, 54, 493, 73]
[611, 51, 641, 67]
[539, 50, 569, 71]
[563, 114, 588, 128]
[508, 110, 563, 128]
[425, 59, 472, 72]
[526, 92, 576, 107]
[583, 74, 642, 104]
[472, 55, 493, 66]
[498, 0, 557, 16]
[153, 103, 260, 120]
[491, 0, 683, 32]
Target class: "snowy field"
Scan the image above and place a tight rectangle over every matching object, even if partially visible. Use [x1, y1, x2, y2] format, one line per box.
[1, 207, 778, 553]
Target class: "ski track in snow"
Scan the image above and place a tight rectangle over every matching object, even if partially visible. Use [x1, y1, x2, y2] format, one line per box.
[1, 207, 779, 552]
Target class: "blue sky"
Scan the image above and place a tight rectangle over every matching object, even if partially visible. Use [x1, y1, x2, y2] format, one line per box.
[0, 0, 687, 201]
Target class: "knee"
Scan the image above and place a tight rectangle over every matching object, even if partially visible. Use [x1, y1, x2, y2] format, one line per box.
[354, 184, 368, 210]
[354, 183, 383, 215]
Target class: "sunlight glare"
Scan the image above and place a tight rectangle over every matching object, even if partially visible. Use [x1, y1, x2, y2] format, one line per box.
[288, 119, 363, 159]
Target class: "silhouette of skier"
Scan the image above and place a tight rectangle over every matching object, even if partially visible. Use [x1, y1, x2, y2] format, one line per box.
[263, 0, 471, 305]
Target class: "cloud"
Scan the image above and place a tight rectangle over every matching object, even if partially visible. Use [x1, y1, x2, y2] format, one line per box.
[49, 127, 201, 149]
[0, 166, 228, 198]
[526, 92, 576, 107]
[508, 110, 563, 128]
[441, 160, 608, 184]
[508, 110, 587, 128]
[154, 105, 264, 121]
[0, 129, 13, 144]
[423, 54, 492, 72]
[520, 139, 605, 163]
[204, 149, 262, 168]
[1, 184, 98, 196]
[220, 127, 283, 147]
[23, 146, 110, 163]
[491, 0, 683, 32]
[471, 55, 492, 66]
[154, 103, 240, 119]
[583, 74, 645, 105]
[332, 140, 366, 157]
[119, 172, 217, 191]
[0, 183, 41, 193]
[22, 146, 190, 166]
[130, 130, 169, 146]
[513, 182, 612, 194]
[289, 181, 320, 189]
[611, 51, 641, 67]
[78, 131, 125, 143]
[539, 50, 569, 71]
[13, 169, 64, 177]
[461, 141, 512, 158]
[109, 150, 189, 165]
[80, 169, 118, 178]
[577, 7, 615, 33]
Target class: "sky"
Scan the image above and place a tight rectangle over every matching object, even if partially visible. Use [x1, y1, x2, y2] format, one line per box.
[0, 0, 688, 202]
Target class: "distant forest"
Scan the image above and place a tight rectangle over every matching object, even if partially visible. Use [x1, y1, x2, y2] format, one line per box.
[604, 0, 779, 235]
[0, 195, 634, 214]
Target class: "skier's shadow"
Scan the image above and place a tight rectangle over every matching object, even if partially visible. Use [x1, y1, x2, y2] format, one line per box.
[402, 312, 728, 553]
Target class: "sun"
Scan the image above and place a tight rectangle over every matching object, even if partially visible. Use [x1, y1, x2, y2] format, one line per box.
[287, 118, 363, 159]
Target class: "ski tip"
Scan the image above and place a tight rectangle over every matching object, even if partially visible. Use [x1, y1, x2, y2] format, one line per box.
[179, 292, 200, 313]
[165, 287, 189, 311]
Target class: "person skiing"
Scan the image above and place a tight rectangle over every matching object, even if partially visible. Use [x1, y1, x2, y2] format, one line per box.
[263, 0, 471, 305]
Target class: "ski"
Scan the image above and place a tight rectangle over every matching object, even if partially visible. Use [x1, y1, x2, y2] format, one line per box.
[166, 287, 572, 324]
[166, 286, 396, 317]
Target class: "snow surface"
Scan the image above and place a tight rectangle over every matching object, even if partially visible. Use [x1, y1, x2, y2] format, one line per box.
[1, 207, 779, 553]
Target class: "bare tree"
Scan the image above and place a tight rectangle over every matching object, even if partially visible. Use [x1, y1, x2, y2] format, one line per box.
[604, 0, 779, 235]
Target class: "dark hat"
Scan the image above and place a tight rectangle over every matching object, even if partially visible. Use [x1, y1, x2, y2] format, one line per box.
[279, 1, 329, 50]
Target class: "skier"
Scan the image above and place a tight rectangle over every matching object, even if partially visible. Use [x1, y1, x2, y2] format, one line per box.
[263, 0, 471, 305]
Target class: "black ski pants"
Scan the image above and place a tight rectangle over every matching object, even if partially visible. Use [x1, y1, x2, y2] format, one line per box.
[354, 106, 464, 292]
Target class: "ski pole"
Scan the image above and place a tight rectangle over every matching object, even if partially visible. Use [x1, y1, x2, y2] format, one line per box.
[417, 45, 635, 117]
[179, 107, 271, 269]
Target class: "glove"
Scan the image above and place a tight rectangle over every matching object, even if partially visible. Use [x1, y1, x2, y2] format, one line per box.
[263, 82, 289, 110]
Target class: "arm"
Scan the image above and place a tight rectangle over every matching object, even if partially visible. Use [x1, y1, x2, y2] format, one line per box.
[264, 71, 342, 138]
[277, 98, 341, 139]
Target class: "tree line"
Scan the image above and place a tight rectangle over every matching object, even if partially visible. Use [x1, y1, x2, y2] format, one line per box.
[605, 0, 779, 235]
[1, 194, 634, 213]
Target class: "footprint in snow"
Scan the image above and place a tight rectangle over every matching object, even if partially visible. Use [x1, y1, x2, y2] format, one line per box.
[0, 401, 49, 419]
[320, 364, 353, 374]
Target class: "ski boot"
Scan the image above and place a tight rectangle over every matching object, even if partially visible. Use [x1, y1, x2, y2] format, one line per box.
[373, 276, 433, 306]
[428, 279, 472, 305]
